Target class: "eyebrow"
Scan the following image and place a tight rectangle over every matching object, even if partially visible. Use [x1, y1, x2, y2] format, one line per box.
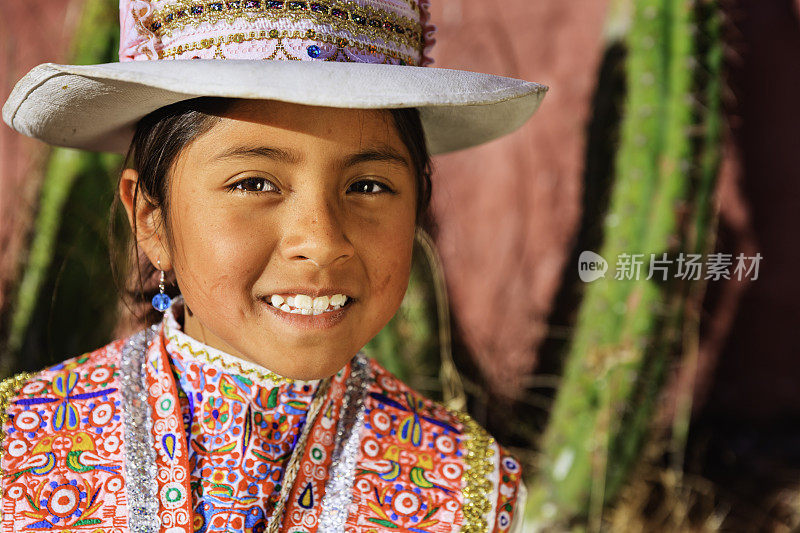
[212, 145, 302, 165]
[342, 146, 410, 170]
[210, 144, 409, 169]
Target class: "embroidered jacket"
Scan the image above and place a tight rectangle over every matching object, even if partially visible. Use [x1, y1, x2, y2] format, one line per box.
[0, 308, 526, 532]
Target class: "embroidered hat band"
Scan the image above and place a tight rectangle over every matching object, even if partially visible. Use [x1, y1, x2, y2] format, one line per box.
[122, 0, 435, 65]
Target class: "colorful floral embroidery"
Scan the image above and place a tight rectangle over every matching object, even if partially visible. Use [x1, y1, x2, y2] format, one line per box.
[162, 304, 323, 532]
[493, 450, 523, 531]
[0, 371, 34, 525]
[282, 363, 349, 532]
[146, 331, 193, 532]
[1, 343, 129, 532]
[346, 360, 466, 532]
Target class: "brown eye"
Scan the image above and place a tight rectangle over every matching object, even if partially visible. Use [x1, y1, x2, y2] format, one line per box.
[347, 179, 391, 194]
[230, 177, 277, 193]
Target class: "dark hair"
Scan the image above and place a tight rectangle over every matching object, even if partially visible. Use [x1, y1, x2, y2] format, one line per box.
[111, 97, 433, 328]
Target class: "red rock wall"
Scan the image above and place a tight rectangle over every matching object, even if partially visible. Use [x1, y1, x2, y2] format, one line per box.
[427, 1, 609, 396]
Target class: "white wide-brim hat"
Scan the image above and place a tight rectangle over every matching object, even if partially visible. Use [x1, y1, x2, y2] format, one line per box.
[2, 0, 548, 155]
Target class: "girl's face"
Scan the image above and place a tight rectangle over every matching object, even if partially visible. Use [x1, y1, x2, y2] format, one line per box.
[126, 100, 418, 379]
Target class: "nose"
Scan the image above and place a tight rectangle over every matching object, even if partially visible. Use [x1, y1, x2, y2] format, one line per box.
[280, 194, 355, 268]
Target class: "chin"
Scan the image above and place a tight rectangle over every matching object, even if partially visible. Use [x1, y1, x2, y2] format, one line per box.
[260, 345, 357, 381]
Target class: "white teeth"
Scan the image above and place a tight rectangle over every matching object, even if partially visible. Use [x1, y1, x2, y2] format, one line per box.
[269, 292, 350, 315]
[294, 295, 313, 310]
[313, 295, 330, 311]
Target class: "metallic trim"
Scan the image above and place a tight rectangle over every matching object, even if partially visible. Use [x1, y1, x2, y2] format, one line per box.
[120, 327, 161, 533]
[317, 353, 371, 531]
[455, 409, 497, 533]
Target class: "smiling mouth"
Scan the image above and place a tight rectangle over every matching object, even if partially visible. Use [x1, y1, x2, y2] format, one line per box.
[265, 293, 352, 316]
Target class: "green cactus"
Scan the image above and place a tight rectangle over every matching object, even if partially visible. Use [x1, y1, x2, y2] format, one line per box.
[526, 0, 723, 528]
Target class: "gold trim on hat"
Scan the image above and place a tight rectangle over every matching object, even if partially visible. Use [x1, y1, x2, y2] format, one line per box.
[158, 29, 418, 65]
[148, 0, 424, 57]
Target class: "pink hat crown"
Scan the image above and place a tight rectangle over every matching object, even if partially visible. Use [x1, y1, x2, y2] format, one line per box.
[119, 0, 436, 66]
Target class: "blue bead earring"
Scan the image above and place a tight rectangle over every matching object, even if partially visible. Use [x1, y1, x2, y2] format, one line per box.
[151, 260, 172, 312]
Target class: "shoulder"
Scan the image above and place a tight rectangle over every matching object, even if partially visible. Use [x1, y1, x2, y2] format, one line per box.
[0, 333, 131, 439]
[352, 356, 526, 531]
[0, 336, 132, 528]
[1, 335, 129, 413]
[2, 336, 129, 393]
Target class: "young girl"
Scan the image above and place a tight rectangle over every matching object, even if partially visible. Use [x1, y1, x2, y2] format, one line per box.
[1, 1, 547, 531]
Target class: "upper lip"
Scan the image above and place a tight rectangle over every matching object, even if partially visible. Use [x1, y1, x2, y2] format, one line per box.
[263, 287, 355, 299]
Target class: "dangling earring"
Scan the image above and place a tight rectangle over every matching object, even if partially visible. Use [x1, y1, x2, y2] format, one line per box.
[151, 259, 172, 312]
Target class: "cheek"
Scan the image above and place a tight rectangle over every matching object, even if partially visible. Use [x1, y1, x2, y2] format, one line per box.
[169, 197, 275, 313]
[356, 213, 415, 314]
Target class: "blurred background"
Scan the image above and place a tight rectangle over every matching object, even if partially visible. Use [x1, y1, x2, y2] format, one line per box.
[2, 0, 800, 530]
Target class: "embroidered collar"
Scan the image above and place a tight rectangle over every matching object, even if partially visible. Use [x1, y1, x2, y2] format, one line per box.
[161, 295, 320, 389]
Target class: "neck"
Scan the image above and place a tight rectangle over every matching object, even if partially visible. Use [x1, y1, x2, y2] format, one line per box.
[182, 305, 250, 363]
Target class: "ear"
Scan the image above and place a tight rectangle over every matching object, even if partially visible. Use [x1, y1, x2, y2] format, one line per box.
[119, 168, 173, 271]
